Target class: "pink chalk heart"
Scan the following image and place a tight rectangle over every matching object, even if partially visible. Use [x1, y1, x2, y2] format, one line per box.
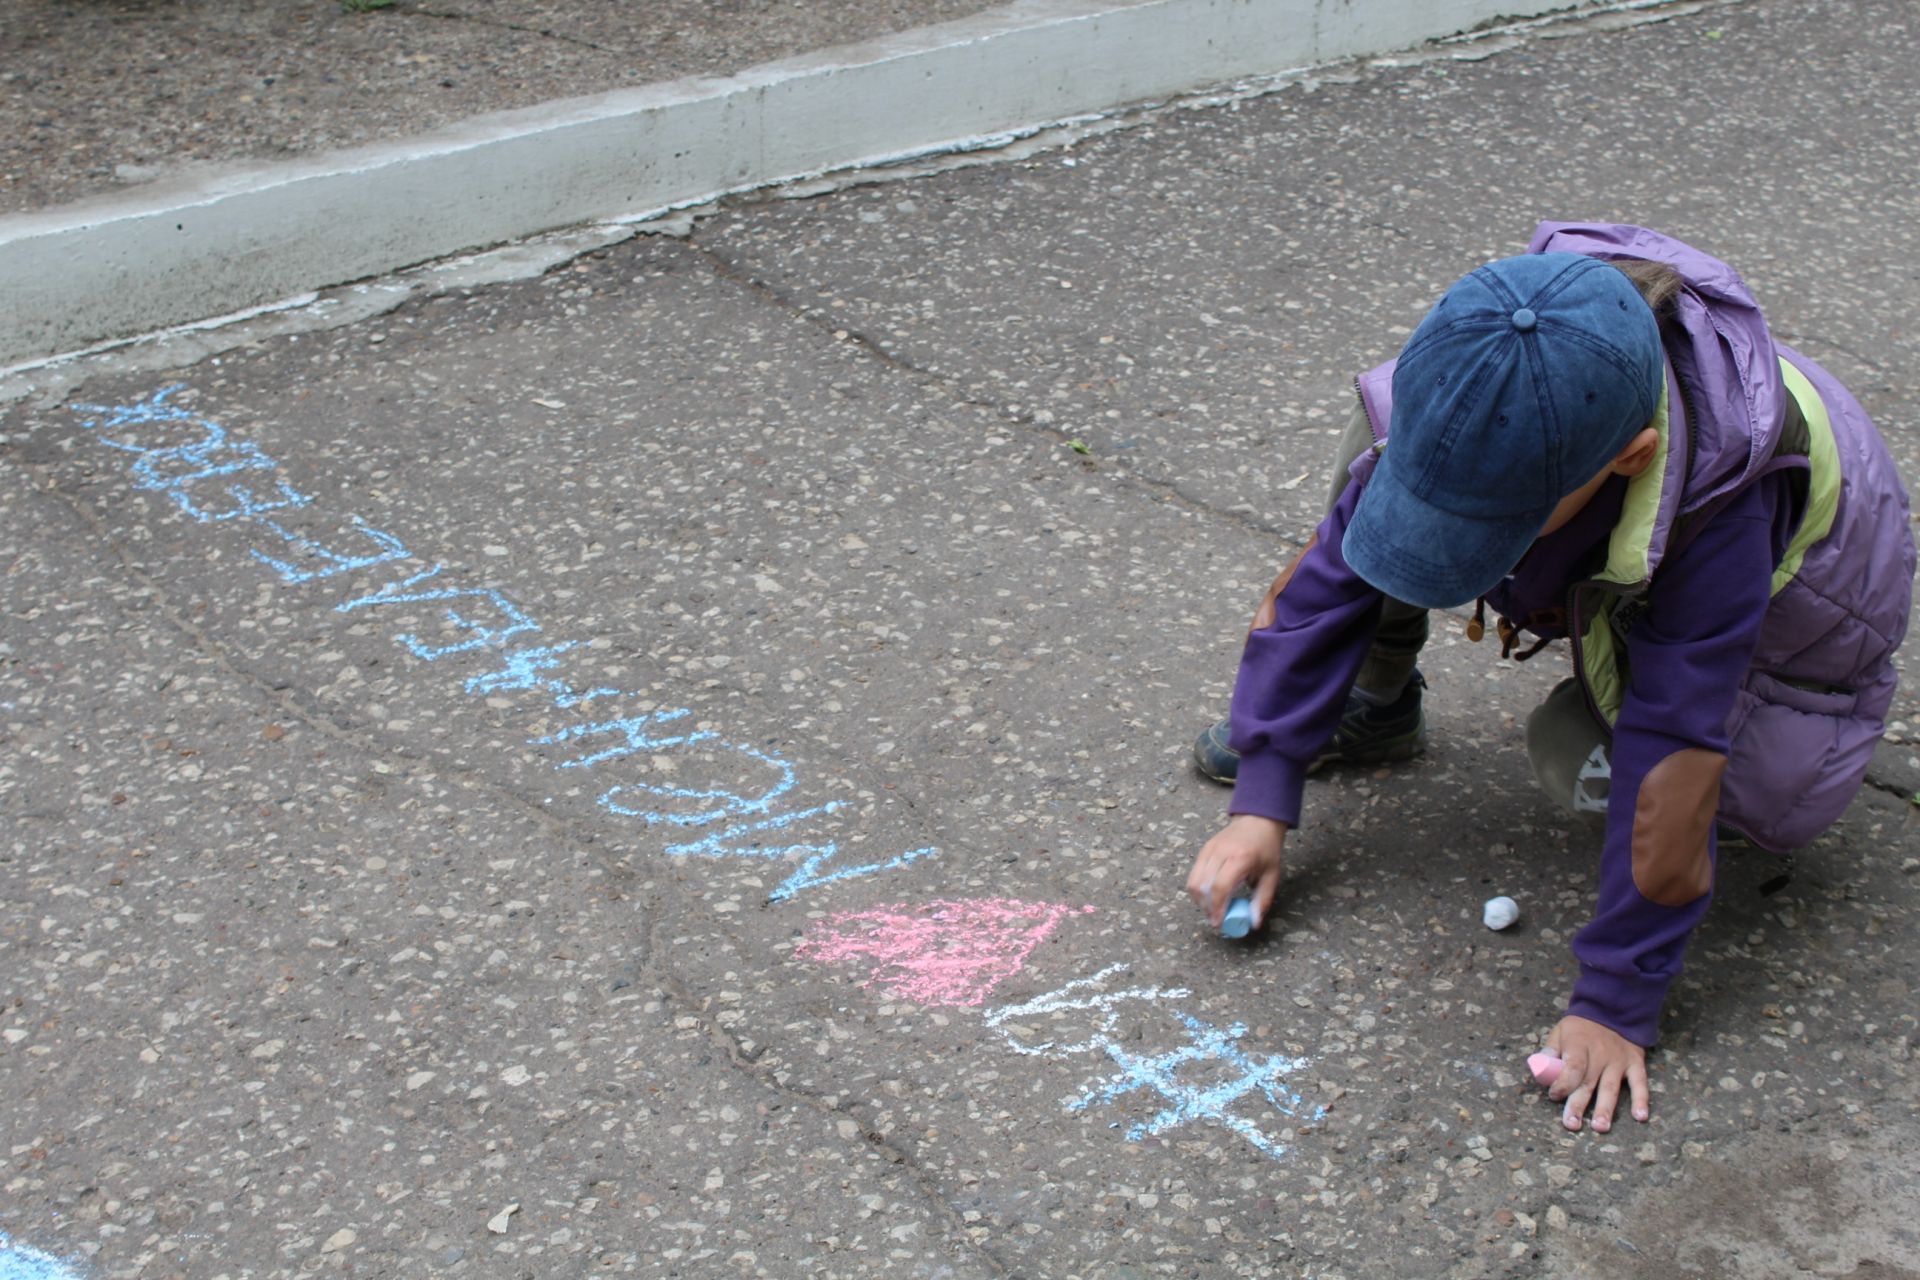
[1528, 1051, 1563, 1087]
[796, 898, 1094, 1007]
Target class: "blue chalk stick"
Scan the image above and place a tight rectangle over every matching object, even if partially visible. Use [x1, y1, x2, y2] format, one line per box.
[1221, 896, 1255, 939]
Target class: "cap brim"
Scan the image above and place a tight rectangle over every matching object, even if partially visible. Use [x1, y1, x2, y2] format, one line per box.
[1343, 457, 1546, 610]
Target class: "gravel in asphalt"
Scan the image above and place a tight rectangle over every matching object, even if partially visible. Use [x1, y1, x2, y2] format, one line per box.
[3, 1, 1917, 1276]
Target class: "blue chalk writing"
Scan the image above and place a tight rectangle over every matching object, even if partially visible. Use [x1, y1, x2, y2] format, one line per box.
[72, 384, 311, 523]
[252, 516, 409, 584]
[585, 732, 854, 843]
[1067, 1013, 1319, 1159]
[129, 434, 309, 523]
[334, 564, 539, 659]
[594, 739, 804, 828]
[67, 385, 939, 905]
[770, 843, 939, 902]
[540, 708, 704, 770]
[338, 563, 454, 612]
[549, 714, 938, 899]
[464, 641, 617, 708]
[661, 801, 842, 852]
[0, 1231, 82, 1280]
[465, 640, 575, 695]
[70, 383, 194, 445]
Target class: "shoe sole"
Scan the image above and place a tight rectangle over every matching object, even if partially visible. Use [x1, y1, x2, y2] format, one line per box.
[1193, 726, 1427, 786]
[1308, 726, 1428, 775]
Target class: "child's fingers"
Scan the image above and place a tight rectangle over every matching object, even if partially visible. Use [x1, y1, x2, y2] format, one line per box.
[1548, 1047, 1587, 1103]
[1184, 853, 1219, 915]
[1251, 862, 1283, 930]
[1590, 1065, 1624, 1134]
[1627, 1057, 1651, 1123]
[1187, 852, 1235, 927]
[1560, 1075, 1594, 1132]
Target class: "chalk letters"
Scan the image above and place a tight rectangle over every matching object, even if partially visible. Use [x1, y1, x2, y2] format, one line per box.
[251, 515, 408, 584]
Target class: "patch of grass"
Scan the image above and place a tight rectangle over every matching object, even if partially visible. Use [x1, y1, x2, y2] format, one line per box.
[341, 0, 396, 12]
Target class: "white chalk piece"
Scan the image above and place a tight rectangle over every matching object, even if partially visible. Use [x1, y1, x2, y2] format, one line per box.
[1221, 896, 1256, 939]
[1482, 895, 1520, 931]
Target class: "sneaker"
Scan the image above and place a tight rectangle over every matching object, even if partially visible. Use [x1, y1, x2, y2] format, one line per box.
[1192, 671, 1428, 785]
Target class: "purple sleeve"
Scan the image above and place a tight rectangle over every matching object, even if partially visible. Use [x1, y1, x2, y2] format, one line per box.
[1227, 478, 1384, 827]
[1568, 474, 1789, 1045]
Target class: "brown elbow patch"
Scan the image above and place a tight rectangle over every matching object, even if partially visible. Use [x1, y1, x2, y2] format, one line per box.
[1249, 534, 1320, 633]
[1631, 749, 1726, 906]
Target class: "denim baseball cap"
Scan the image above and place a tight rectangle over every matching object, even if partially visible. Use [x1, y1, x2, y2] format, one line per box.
[1342, 253, 1663, 609]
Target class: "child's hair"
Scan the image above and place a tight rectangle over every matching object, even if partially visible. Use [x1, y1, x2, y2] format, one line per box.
[1606, 257, 1685, 315]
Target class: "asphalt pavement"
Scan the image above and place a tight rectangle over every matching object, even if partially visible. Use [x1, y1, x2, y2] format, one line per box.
[4, 0, 1919, 1277]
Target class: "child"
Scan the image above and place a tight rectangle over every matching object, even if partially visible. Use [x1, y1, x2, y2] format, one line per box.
[1187, 223, 1914, 1134]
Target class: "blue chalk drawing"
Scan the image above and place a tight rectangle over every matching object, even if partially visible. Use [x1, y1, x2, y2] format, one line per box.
[465, 642, 617, 707]
[0, 1231, 82, 1280]
[542, 711, 939, 898]
[983, 963, 1192, 1057]
[251, 515, 408, 584]
[72, 384, 310, 523]
[1067, 1013, 1321, 1159]
[768, 842, 938, 903]
[70, 383, 200, 454]
[587, 734, 814, 829]
[67, 385, 939, 904]
[335, 564, 539, 659]
[542, 708, 706, 773]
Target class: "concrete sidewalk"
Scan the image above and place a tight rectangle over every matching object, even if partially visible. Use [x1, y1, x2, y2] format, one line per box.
[0, 0, 1651, 371]
[3, 0, 1918, 1277]
[0, 0, 1013, 215]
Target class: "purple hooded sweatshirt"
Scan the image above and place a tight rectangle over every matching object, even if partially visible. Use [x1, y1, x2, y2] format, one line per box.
[1228, 223, 1914, 1045]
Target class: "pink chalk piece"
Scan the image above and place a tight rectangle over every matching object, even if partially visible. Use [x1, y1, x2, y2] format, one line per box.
[796, 898, 1096, 1007]
[1527, 1051, 1564, 1088]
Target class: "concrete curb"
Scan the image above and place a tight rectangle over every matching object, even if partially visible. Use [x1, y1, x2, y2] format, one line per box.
[2, 0, 1620, 367]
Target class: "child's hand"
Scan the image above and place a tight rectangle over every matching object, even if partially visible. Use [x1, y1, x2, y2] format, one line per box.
[1186, 814, 1287, 931]
[1545, 1015, 1650, 1133]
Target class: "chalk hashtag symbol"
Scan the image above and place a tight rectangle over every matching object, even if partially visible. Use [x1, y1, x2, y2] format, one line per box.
[1067, 1013, 1320, 1158]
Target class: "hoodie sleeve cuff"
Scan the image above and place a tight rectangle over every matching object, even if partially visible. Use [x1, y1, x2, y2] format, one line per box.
[1568, 964, 1669, 1047]
[1228, 751, 1307, 829]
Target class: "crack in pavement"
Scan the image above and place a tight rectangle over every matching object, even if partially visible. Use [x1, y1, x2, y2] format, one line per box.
[9, 435, 1007, 1268]
[677, 232, 1535, 659]
[679, 236, 1504, 657]
[640, 907, 1018, 1279]
[1862, 772, 1917, 804]
[2, 443, 664, 978]
[683, 236, 1317, 546]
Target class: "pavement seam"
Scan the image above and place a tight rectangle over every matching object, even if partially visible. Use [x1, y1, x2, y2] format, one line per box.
[8, 0, 1740, 370]
[11, 433, 1008, 1264]
[2, 442, 670, 974]
[682, 233, 1315, 550]
[1860, 773, 1918, 805]
[681, 231, 1511, 653]
[641, 909, 1019, 1278]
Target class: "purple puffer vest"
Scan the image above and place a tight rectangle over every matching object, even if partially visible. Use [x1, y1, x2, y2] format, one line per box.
[1354, 222, 1914, 851]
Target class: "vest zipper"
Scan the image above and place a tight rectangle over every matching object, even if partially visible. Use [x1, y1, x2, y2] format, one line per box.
[1565, 577, 1650, 732]
[1354, 377, 1385, 444]
[1570, 357, 1696, 726]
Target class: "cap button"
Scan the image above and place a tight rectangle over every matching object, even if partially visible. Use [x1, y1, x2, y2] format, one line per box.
[1510, 307, 1538, 332]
